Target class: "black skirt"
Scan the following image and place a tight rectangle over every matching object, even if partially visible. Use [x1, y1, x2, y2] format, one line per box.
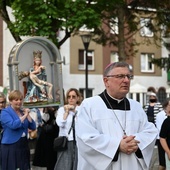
[1, 137, 30, 170]
[33, 125, 58, 170]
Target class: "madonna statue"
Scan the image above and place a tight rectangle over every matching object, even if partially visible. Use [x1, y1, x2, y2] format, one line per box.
[19, 51, 53, 103]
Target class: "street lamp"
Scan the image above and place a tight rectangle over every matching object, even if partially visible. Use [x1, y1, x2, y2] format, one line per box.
[81, 34, 91, 98]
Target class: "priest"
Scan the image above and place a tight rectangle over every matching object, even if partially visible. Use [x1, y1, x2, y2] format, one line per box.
[76, 62, 158, 170]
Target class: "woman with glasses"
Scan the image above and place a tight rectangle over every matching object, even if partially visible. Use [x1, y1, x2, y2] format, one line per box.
[0, 92, 6, 169]
[0, 92, 7, 131]
[0, 92, 6, 134]
[54, 88, 81, 170]
[0, 92, 6, 111]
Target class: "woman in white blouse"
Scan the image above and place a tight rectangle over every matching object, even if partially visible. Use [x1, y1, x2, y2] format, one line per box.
[54, 88, 82, 170]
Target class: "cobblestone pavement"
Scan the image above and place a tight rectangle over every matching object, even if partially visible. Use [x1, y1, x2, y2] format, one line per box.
[31, 166, 46, 170]
[30, 148, 46, 170]
[149, 146, 159, 170]
[30, 146, 160, 170]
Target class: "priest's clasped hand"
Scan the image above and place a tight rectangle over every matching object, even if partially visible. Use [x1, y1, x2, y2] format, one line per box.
[119, 135, 140, 155]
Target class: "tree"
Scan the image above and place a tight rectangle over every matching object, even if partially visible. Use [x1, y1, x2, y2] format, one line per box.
[1, 0, 170, 61]
[0, 0, 101, 48]
[92, 0, 170, 61]
[0, 0, 21, 42]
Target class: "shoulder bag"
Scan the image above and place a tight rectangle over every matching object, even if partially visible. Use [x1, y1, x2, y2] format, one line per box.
[53, 111, 77, 151]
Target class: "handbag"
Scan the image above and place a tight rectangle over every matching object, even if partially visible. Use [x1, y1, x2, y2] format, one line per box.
[53, 136, 68, 151]
[53, 111, 77, 151]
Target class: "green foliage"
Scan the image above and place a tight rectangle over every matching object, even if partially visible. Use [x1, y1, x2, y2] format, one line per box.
[152, 57, 170, 71]
[10, 0, 101, 46]
[3, 87, 8, 96]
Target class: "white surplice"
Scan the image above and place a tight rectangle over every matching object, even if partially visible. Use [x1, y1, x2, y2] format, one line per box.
[76, 96, 158, 170]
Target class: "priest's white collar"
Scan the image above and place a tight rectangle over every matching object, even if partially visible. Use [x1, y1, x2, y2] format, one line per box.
[107, 92, 124, 103]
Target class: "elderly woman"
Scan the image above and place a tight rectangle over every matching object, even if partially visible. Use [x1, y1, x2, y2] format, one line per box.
[1, 90, 36, 170]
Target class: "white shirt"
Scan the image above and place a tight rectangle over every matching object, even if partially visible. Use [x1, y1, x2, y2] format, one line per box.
[56, 106, 79, 141]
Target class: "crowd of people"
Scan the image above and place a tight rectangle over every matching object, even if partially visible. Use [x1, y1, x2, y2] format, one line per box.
[1, 61, 170, 170]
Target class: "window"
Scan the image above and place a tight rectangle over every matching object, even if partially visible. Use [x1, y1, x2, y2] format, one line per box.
[78, 50, 94, 70]
[157, 87, 166, 104]
[140, 53, 154, 72]
[110, 17, 118, 34]
[79, 88, 93, 98]
[140, 18, 153, 37]
[110, 52, 119, 63]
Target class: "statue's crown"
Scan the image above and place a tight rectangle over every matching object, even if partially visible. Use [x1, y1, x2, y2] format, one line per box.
[33, 50, 42, 59]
